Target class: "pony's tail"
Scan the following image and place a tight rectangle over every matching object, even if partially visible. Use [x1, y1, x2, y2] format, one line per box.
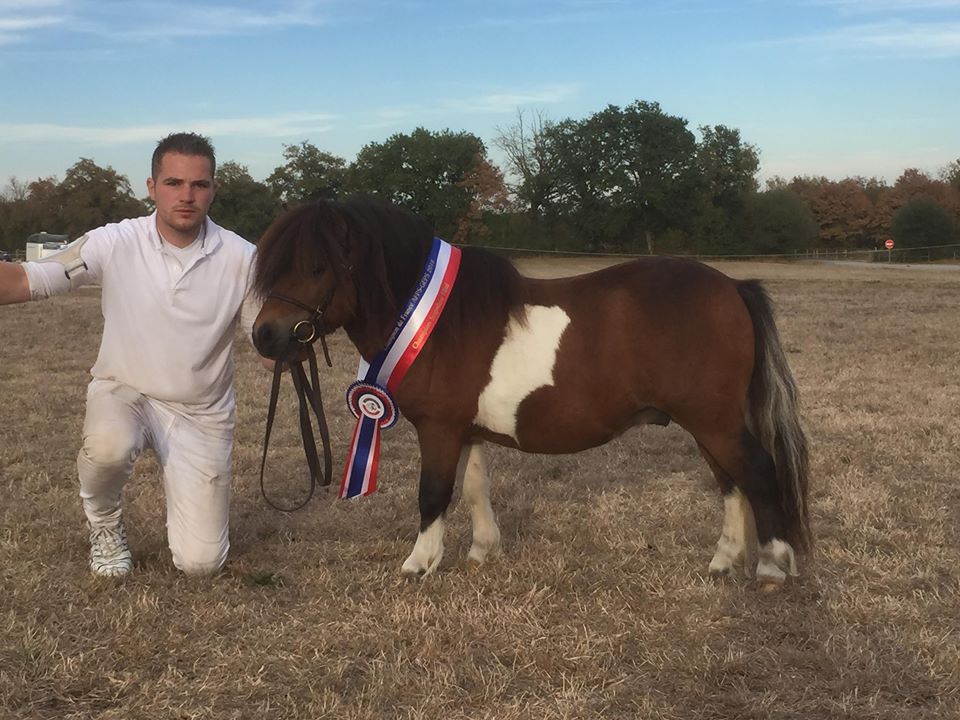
[737, 280, 812, 553]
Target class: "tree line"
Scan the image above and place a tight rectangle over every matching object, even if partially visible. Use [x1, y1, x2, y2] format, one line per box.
[2, 99, 959, 257]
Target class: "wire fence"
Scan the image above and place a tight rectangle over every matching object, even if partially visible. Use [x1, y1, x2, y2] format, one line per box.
[472, 242, 960, 264]
[4, 242, 958, 266]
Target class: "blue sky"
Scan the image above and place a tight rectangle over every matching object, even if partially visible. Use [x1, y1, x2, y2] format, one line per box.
[1, 0, 958, 196]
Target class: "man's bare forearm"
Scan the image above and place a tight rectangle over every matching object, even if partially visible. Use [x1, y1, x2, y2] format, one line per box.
[0, 262, 30, 305]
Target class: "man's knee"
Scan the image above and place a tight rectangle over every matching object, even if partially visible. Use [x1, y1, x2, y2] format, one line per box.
[79, 430, 140, 472]
[171, 540, 229, 576]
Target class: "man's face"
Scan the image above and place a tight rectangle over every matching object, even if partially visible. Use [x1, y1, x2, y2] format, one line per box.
[147, 152, 216, 246]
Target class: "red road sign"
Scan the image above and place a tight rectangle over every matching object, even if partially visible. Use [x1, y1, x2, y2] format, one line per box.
[884, 239, 894, 250]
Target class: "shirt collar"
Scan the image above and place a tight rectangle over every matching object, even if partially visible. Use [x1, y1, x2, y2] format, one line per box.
[149, 211, 222, 255]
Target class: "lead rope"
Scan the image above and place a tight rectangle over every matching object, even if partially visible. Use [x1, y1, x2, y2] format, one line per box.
[258, 337, 333, 512]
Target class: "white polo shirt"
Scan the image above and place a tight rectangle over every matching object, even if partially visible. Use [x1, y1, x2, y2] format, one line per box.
[23, 213, 261, 422]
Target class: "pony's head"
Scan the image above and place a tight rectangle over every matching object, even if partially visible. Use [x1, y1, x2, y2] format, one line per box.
[251, 196, 432, 360]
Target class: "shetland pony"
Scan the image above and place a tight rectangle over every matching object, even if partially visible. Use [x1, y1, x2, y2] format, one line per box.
[251, 196, 810, 587]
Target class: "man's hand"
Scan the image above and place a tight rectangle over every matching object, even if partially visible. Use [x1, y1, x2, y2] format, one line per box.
[0, 262, 30, 305]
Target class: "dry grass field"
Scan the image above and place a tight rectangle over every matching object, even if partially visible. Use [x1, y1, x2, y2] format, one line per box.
[1, 257, 959, 719]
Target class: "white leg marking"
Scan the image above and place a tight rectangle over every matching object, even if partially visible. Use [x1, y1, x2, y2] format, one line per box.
[756, 539, 798, 586]
[459, 444, 500, 564]
[401, 517, 445, 578]
[474, 305, 570, 440]
[709, 489, 750, 577]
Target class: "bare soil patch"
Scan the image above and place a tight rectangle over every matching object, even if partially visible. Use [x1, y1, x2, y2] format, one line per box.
[1, 259, 958, 719]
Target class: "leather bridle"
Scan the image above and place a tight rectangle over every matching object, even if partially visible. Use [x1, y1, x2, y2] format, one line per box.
[257, 286, 336, 512]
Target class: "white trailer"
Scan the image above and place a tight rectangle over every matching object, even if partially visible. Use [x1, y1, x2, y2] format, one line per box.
[25, 233, 70, 261]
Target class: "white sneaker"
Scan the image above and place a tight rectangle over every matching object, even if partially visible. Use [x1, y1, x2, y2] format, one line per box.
[89, 521, 133, 577]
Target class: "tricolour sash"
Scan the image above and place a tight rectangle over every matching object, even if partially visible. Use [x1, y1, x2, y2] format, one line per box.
[339, 237, 461, 499]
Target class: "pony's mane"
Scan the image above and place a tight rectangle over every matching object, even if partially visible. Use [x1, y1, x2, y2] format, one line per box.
[253, 195, 525, 342]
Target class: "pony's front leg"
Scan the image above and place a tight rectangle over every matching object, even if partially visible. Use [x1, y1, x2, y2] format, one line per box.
[460, 442, 500, 564]
[401, 423, 463, 578]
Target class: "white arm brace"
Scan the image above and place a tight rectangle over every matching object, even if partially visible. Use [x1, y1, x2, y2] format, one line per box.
[23, 235, 93, 299]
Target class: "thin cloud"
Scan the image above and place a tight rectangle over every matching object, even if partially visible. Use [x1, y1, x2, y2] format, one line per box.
[804, 0, 960, 12]
[0, 1, 335, 44]
[443, 85, 580, 114]
[0, 0, 66, 44]
[95, 2, 334, 41]
[0, 113, 339, 144]
[0, 14, 62, 29]
[360, 108, 417, 131]
[472, 0, 723, 29]
[359, 85, 578, 132]
[0, 0, 64, 9]
[762, 20, 960, 58]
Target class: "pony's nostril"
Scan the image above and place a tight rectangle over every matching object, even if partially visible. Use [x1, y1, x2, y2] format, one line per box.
[253, 323, 280, 357]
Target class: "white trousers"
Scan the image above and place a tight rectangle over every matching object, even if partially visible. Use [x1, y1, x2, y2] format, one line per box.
[78, 379, 233, 574]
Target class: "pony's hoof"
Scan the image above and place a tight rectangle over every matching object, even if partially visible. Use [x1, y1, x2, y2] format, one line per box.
[758, 579, 785, 593]
[708, 554, 737, 577]
[756, 562, 787, 591]
[754, 539, 797, 590]
[467, 538, 501, 565]
[401, 553, 441, 578]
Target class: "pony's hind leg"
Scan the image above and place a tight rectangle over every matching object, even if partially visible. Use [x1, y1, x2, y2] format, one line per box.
[401, 423, 463, 578]
[699, 444, 757, 578]
[698, 430, 798, 587]
[460, 443, 501, 564]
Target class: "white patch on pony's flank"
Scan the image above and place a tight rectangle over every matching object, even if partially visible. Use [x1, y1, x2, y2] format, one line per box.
[709, 489, 750, 577]
[459, 443, 500, 564]
[474, 305, 571, 440]
[401, 517, 445, 578]
[755, 538, 798, 585]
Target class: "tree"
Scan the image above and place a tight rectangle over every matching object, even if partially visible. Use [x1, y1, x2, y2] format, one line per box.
[2, 178, 30, 202]
[267, 142, 346, 205]
[744, 189, 819, 254]
[541, 116, 613, 251]
[0, 161, 146, 247]
[891, 198, 957, 248]
[812, 179, 877, 247]
[878, 169, 959, 237]
[493, 109, 558, 214]
[0, 178, 42, 249]
[695, 125, 759, 207]
[57, 159, 148, 237]
[453, 155, 511, 244]
[347, 128, 489, 240]
[0, 177, 57, 248]
[213, 162, 282, 242]
[786, 176, 872, 247]
[546, 100, 699, 253]
[940, 159, 960, 191]
[688, 125, 760, 253]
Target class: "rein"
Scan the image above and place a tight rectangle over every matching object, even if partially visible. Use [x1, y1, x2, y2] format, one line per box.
[257, 291, 334, 512]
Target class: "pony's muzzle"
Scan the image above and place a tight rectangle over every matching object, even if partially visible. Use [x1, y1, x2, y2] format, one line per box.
[253, 321, 290, 359]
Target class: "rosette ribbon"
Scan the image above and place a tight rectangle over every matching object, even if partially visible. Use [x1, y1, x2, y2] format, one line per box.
[339, 238, 461, 498]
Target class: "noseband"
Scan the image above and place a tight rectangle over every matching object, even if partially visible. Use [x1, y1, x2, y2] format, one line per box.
[258, 287, 337, 512]
[266, 289, 334, 365]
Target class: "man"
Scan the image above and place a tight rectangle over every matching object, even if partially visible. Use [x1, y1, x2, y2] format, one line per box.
[0, 132, 266, 577]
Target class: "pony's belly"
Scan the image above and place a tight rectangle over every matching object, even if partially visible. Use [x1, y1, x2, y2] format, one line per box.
[511, 407, 651, 454]
[473, 304, 571, 443]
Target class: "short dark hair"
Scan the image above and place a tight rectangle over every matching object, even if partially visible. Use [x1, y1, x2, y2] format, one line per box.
[151, 132, 216, 179]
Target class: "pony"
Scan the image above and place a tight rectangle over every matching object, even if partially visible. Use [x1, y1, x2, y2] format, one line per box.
[251, 196, 810, 588]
